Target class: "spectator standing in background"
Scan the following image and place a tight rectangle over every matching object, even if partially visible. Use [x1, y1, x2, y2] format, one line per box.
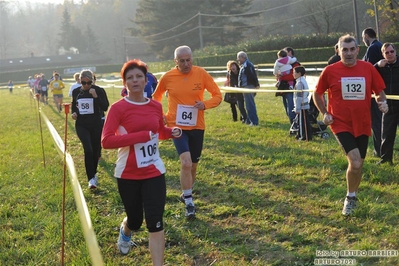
[273, 49, 297, 89]
[362, 27, 384, 157]
[280, 47, 300, 132]
[237, 51, 260, 126]
[327, 43, 341, 65]
[224, 60, 247, 123]
[293, 66, 311, 141]
[374, 43, 399, 165]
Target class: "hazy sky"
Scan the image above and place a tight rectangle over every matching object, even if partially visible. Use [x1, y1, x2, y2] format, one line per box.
[7, 0, 65, 8]
[22, 0, 64, 3]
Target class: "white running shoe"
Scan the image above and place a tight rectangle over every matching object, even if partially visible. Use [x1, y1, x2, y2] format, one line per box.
[117, 223, 136, 255]
[88, 176, 98, 189]
[342, 196, 357, 216]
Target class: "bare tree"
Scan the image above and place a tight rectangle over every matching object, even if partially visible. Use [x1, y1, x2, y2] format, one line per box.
[299, 0, 353, 34]
[133, 0, 255, 60]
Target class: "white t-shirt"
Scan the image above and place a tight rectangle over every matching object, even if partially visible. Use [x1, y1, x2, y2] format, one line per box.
[68, 83, 81, 97]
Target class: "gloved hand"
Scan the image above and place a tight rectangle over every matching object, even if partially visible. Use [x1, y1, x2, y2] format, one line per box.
[378, 101, 388, 113]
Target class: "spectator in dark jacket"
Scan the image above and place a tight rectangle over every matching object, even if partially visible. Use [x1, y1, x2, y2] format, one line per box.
[327, 43, 341, 65]
[362, 27, 384, 157]
[375, 43, 399, 165]
[237, 51, 260, 126]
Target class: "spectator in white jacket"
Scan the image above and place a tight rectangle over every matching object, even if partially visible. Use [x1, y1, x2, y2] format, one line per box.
[293, 66, 311, 141]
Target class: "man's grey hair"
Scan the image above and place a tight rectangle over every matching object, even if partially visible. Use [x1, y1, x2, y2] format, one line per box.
[237, 51, 247, 59]
[174, 45, 192, 59]
[338, 34, 358, 49]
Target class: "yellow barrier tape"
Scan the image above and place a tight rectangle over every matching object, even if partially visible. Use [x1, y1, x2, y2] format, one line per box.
[40, 110, 104, 266]
[385, 95, 399, 100]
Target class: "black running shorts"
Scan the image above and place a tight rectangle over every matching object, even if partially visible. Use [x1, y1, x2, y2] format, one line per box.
[335, 132, 368, 159]
[173, 129, 204, 163]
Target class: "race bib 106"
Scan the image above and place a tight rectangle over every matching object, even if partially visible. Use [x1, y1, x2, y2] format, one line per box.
[134, 134, 160, 168]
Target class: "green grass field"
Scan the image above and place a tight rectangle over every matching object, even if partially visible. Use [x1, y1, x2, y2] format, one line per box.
[1, 77, 398, 266]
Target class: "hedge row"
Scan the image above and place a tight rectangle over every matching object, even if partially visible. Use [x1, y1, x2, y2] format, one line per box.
[3, 35, 398, 83]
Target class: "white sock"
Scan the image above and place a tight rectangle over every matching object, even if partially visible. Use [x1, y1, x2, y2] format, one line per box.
[347, 192, 356, 198]
[183, 189, 193, 205]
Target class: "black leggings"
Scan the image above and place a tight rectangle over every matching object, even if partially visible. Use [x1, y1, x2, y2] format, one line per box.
[75, 119, 102, 181]
[117, 175, 166, 233]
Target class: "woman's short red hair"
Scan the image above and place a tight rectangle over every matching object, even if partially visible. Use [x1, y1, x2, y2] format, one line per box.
[120, 59, 148, 83]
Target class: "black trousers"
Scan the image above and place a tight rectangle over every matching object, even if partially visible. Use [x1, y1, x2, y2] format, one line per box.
[229, 99, 247, 122]
[75, 118, 102, 181]
[296, 109, 312, 141]
[371, 100, 383, 156]
[381, 108, 399, 162]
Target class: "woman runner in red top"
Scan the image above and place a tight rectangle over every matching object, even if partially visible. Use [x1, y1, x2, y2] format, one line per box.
[101, 59, 181, 265]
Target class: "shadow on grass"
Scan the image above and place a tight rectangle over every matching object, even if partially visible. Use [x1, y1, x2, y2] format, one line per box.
[159, 123, 399, 265]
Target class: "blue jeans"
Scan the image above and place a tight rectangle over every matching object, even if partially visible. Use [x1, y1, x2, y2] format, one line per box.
[282, 92, 295, 125]
[243, 86, 258, 125]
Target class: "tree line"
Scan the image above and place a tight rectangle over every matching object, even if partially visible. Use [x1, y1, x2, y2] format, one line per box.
[0, 0, 397, 64]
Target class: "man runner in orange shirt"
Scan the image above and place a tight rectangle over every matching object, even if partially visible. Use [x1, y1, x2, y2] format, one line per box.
[152, 45, 222, 219]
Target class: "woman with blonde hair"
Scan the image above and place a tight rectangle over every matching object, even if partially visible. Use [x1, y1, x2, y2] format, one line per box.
[71, 69, 109, 188]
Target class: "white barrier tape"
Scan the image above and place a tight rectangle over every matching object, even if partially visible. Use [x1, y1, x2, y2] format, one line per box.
[98, 78, 123, 83]
[23, 73, 398, 101]
[39, 110, 104, 266]
[219, 86, 314, 93]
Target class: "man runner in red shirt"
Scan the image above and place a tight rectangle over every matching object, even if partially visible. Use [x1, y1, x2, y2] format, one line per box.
[313, 35, 388, 216]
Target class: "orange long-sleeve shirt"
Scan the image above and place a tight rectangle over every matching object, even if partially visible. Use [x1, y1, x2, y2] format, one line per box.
[152, 66, 222, 130]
